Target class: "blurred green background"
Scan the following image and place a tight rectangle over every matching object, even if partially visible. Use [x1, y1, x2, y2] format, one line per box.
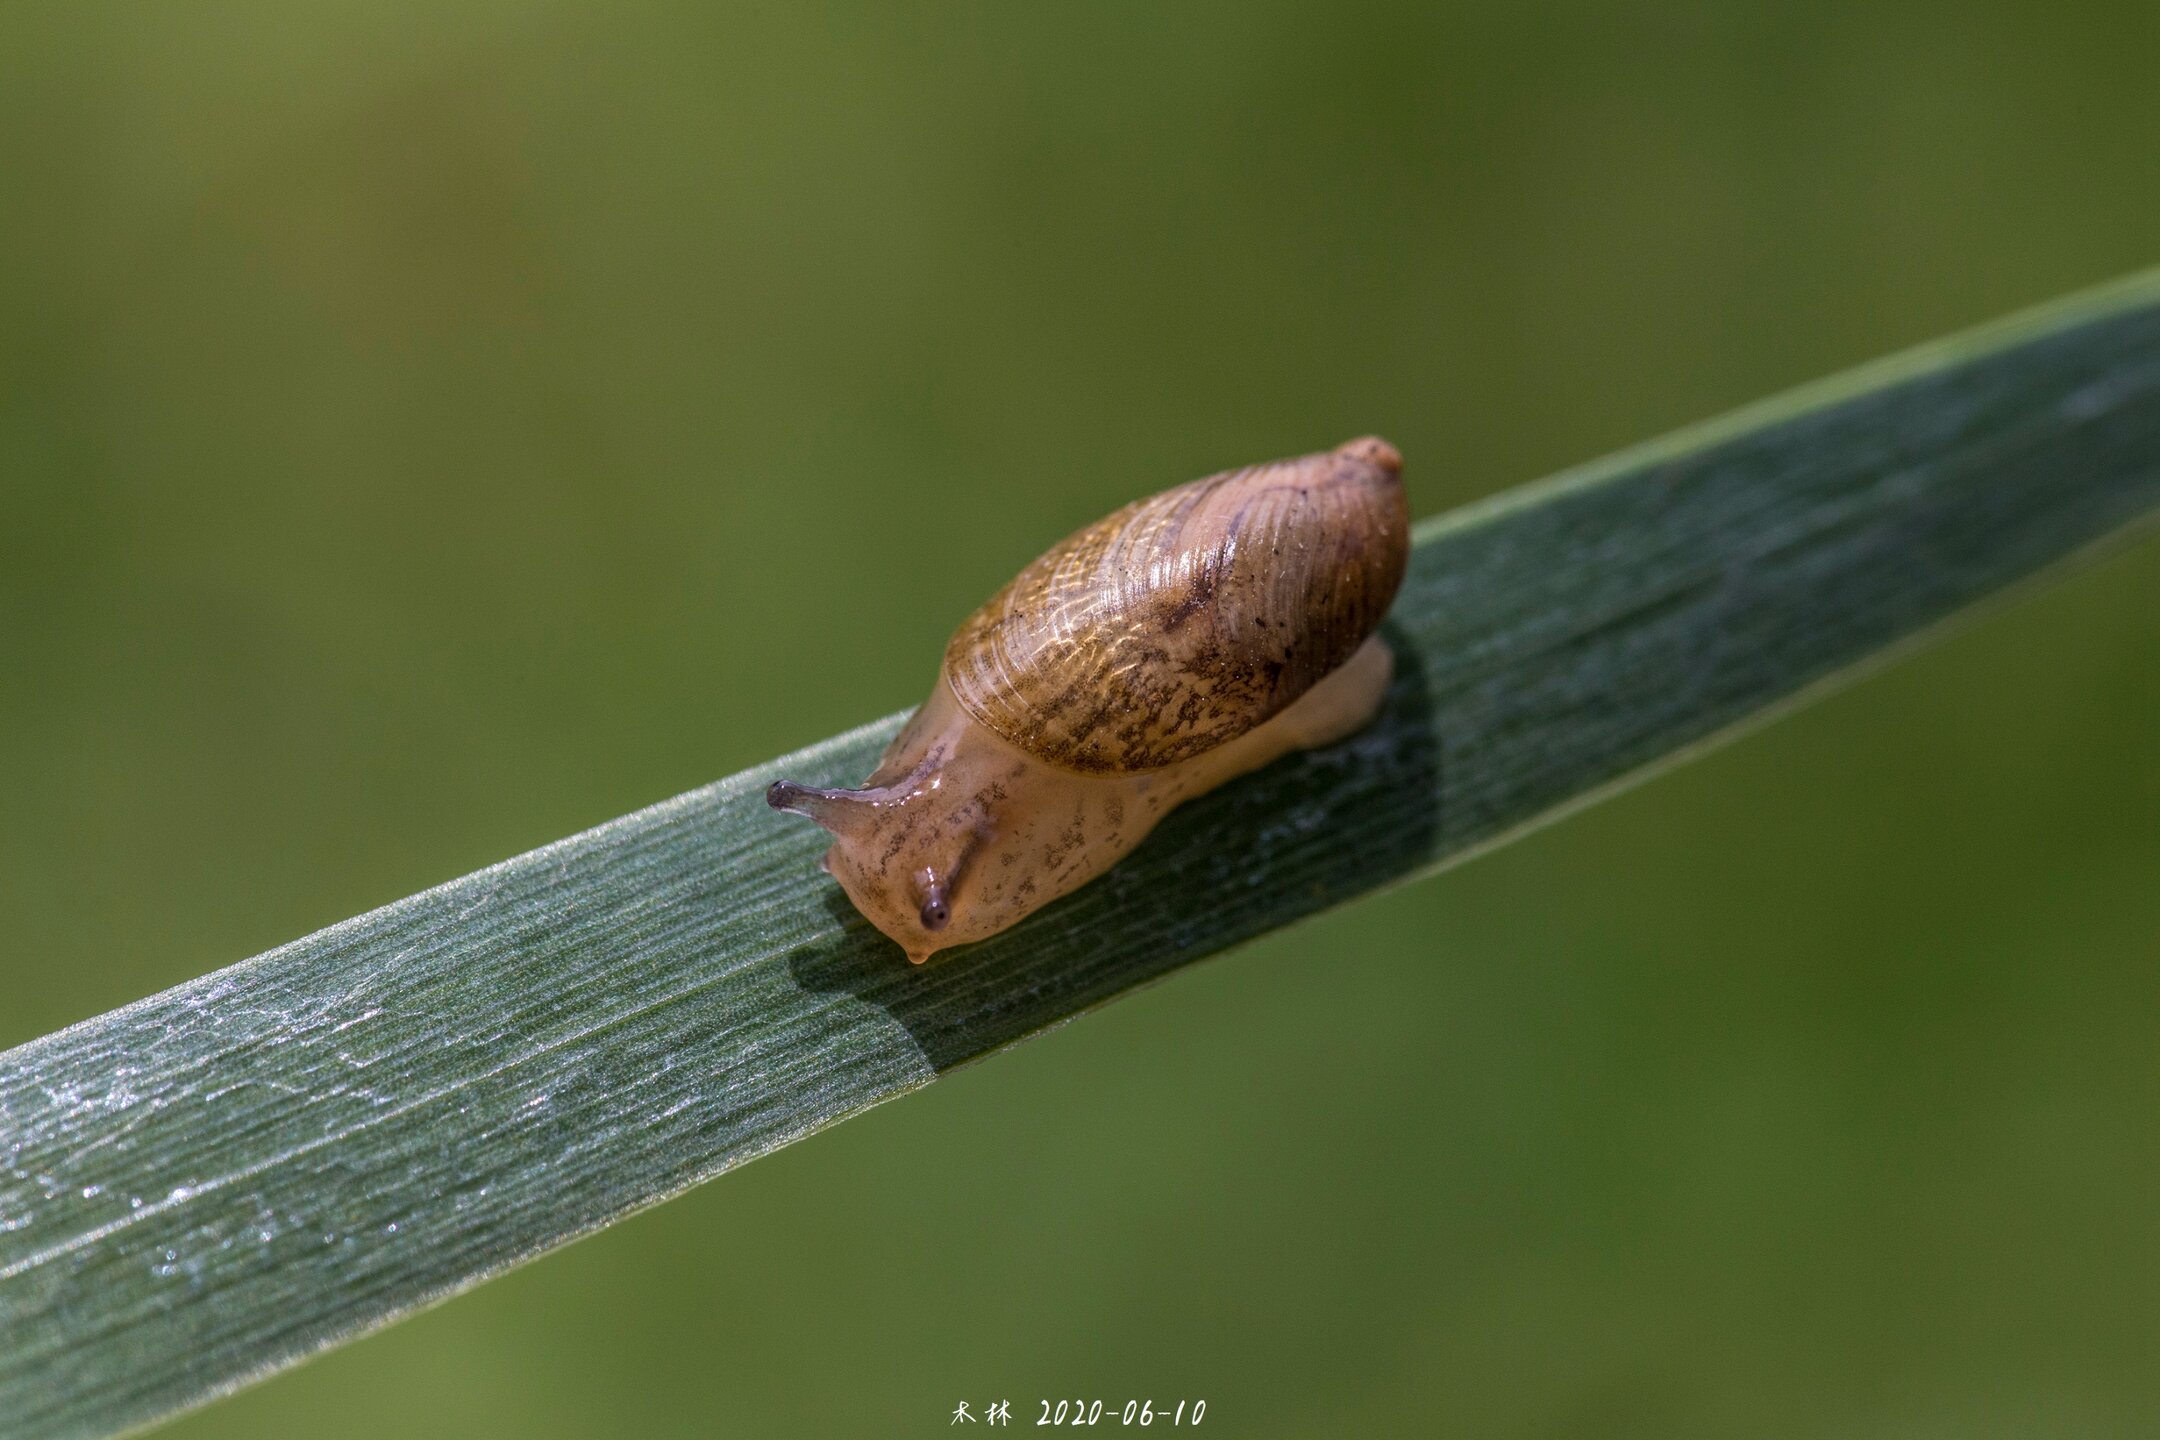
[4, 1, 2159, 1434]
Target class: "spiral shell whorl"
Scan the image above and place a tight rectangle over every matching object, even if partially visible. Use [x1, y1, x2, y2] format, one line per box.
[941, 437, 1408, 775]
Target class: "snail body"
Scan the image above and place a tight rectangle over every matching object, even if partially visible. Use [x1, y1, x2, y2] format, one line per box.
[770, 436, 1409, 964]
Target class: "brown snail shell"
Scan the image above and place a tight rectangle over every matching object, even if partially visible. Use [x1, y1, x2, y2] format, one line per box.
[944, 434, 1409, 774]
[770, 436, 1408, 964]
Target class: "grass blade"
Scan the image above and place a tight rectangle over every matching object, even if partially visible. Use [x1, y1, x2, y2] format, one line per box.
[4, 271, 2160, 1439]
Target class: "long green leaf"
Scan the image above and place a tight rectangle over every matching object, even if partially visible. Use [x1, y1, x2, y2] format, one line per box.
[5, 272, 2160, 1439]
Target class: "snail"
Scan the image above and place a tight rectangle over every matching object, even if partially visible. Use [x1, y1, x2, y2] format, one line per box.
[769, 436, 1409, 964]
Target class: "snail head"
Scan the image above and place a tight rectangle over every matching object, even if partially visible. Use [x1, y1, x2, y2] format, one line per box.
[766, 758, 988, 963]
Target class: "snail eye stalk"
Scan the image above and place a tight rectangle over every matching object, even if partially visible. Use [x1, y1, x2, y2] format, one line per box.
[918, 877, 951, 932]
[766, 779, 875, 837]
